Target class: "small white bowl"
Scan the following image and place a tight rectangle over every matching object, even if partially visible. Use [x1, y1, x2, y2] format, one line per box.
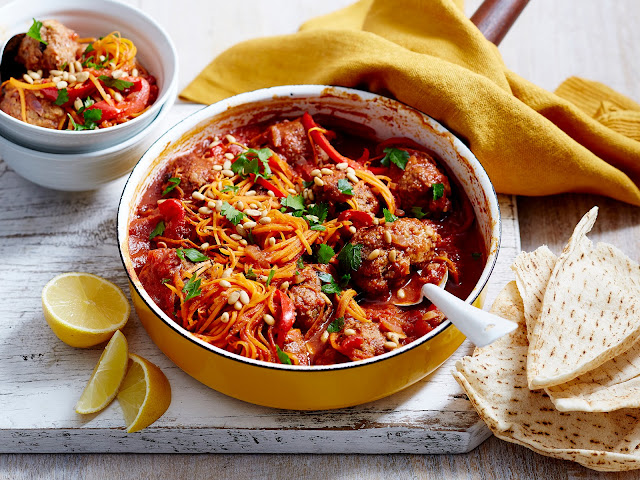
[0, 0, 177, 153]
[0, 82, 175, 191]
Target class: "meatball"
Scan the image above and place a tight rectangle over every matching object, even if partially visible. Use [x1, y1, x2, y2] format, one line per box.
[265, 119, 315, 167]
[394, 150, 451, 215]
[17, 20, 81, 72]
[312, 167, 380, 215]
[138, 248, 184, 313]
[171, 153, 219, 194]
[351, 218, 440, 296]
[0, 85, 65, 128]
[333, 316, 387, 361]
[289, 266, 328, 332]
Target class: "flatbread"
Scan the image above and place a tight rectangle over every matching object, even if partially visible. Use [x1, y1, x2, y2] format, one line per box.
[453, 282, 640, 472]
[527, 207, 640, 389]
[513, 246, 640, 413]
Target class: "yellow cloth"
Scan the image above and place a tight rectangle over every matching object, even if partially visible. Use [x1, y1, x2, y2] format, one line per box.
[180, 0, 640, 206]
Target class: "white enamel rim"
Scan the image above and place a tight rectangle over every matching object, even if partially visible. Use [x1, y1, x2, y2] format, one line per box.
[0, 0, 177, 153]
[117, 85, 501, 372]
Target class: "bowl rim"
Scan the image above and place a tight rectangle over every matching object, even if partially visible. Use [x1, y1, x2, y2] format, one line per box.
[117, 84, 502, 373]
[0, 0, 178, 139]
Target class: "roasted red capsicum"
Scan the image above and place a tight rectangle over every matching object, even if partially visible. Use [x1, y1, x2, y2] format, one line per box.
[273, 289, 295, 347]
[301, 112, 367, 168]
[337, 210, 374, 227]
[41, 82, 96, 106]
[250, 175, 286, 198]
[158, 198, 187, 239]
[86, 77, 150, 122]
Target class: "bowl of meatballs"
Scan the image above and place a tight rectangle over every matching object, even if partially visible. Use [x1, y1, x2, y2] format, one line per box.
[0, 0, 177, 190]
[117, 84, 501, 410]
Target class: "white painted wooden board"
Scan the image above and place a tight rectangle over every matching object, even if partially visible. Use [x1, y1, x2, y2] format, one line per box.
[0, 0, 521, 454]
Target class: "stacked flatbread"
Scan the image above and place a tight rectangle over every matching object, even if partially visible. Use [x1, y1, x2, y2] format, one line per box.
[453, 207, 640, 471]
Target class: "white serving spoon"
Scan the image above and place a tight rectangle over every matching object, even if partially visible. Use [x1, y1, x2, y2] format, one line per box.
[395, 271, 517, 347]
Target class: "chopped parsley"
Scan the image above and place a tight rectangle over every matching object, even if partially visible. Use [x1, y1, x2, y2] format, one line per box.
[221, 185, 239, 194]
[303, 180, 314, 188]
[83, 44, 95, 54]
[27, 19, 47, 45]
[381, 147, 409, 170]
[296, 257, 305, 270]
[305, 202, 329, 230]
[337, 178, 354, 196]
[276, 346, 292, 365]
[98, 75, 134, 91]
[318, 272, 341, 295]
[327, 317, 345, 333]
[53, 89, 69, 106]
[149, 220, 165, 240]
[245, 268, 257, 280]
[161, 278, 171, 284]
[182, 274, 202, 301]
[230, 148, 273, 179]
[432, 183, 445, 201]
[317, 244, 335, 264]
[265, 269, 276, 287]
[383, 208, 398, 223]
[176, 248, 209, 263]
[281, 194, 305, 212]
[220, 201, 246, 225]
[337, 242, 363, 272]
[411, 206, 427, 219]
[162, 177, 181, 196]
[69, 106, 102, 131]
[340, 273, 351, 287]
[310, 225, 326, 231]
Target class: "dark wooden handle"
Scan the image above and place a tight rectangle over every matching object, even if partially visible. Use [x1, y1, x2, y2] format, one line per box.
[470, 0, 530, 45]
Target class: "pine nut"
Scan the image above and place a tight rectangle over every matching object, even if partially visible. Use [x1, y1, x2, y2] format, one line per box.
[112, 70, 124, 79]
[280, 281, 290, 290]
[368, 249, 381, 260]
[201, 243, 209, 249]
[212, 165, 223, 171]
[239, 290, 250, 305]
[192, 191, 206, 201]
[215, 200, 223, 212]
[132, 68, 139, 77]
[198, 206, 212, 215]
[313, 177, 324, 187]
[384, 341, 398, 350]
[344, 328, 357, 336]
[310, 169, 321, 177]
[389, 250, 397, 262]
[321, 331, 330, 343]
[236, 201, 244, 210]
[239, 239, 248, 246]
[220, 280, 232, 288]
[56, 81, 68, 89]
[321, 168, 333, 175]
[245, 209, 261, 217]
[225, 134, 237, 143]
[230, 234, 243, 241]
[113, 91, 123, 102]
[227, 291, 241, 304]
[74, 61, 83, 73]
[234, 301, 243, 311]
[348, 226, 357, 235]
[75, 72, 90, 83]
[307, 190, 315, 201]
[397, 288, 406, 299]
[384, 231, 392, 243]
[346, 173, 359, 183]
[207, 200, 217, 209]
[50, 70, 63, 76]
[267, 190, 275, 197]
[222, 169, 235, 177]
[52, 76, 62, 83]
[22, 74, 34, 84]
[249, 203, 258, 209]
[74, 98, 83, 110]
[346, 167, 355, 175]
[220, 312, 230, 323]
[28, 70, 41, 80]
[268, 237, 276, 246]
[259, 217, 272, 225]
[263, 314, 275, 326]
[99, 55, 106, 62]
[68, 62, 75, 74]
[224, 153, 235, 160]
[223, 160, 232, 170]
[373, 218, 379, 225]
[246, 190, 256, 196]
[243, 221, 257, 229]
[236, 224, 246, 236]
[62, 72, 69, 81]
[222, 268, 233, 278]
[336, 162, 348, 170]
[287, 188, 297, 195]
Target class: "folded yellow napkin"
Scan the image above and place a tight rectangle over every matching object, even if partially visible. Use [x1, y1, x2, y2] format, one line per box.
[180, 0, 640, 206]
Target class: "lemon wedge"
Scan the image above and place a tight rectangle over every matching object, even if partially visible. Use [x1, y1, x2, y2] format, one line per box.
[117, 354, 171, 433]
[42, 272, 130, 348]
[75, 330, 129, 414]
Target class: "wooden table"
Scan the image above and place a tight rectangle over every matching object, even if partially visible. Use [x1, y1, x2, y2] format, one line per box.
[1, 0, 639, 478]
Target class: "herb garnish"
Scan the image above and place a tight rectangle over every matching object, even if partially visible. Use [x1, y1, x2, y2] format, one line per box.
[245, 268, 257, 280]
[303, 180, 314, 188]
[296, 257, 305, 270]
[337, 178, 354, 196]
[265, 269, 276, 287]
[281, 194, 305, 212]
[276, 346, 292, 365]
[317, 244, 335, 264]
[381, 147, 409, 170]
[161, 278, 171, 284]
[411, 206, 427, 219]
[83, 44, 95, 55]
[182, 274, 202, 301]
[337, 242, 363, 272]
[27, 19, 47, 45]
[327, 317, 345, 333]
[219, 201, 246, 225]
[383, 208, 398, 223]
[318, 272, 342, 295]
[221, 185, 239, 194]
[176, 248, 209, 263]
[231, 148, 273, 179]
[98, 75, 134, 91]
[54, 89, 69, 106]
[69, 105, 102, 131]
[432, 183, 445, 201]
[162, 177, 181, 196]
[149, 220, 165, 240]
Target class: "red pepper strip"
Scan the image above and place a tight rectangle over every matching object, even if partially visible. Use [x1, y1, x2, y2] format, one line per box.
[367, 166, 390, 175]
[252, 175, 286, 198]
[158, 198, 186, 239]
[273, 290, 296, 348]
[337, 210, 373, 226]
[301, 112, 363, 170]
[41, 82, 96, 105]
[86, 77, 150, 122]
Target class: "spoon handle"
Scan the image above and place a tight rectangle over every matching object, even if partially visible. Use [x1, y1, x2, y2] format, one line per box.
[422, 284, 517, 347]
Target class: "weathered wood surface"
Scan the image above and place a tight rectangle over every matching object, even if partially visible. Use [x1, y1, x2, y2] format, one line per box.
[1, 0, 640, 477]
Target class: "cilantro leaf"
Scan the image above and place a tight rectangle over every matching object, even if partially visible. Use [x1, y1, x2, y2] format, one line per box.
[340, 273, 351, 288]
[303, 180, 314, 188]
[162, 177, 180, 196]
[310, 225, 326, 231]
[432, 183, 445, 201]
[72, 107, 102, 130]
[276, 346, 292, 365]
[231, 148, 273, 179]
[381, 147, 410, 170]
[221, 185, 239, 193]
[245, 268, 257, 280]
[98, 75, 134, 91]
[337, 178, 354, 196]
[307, 202, 328, 224]
[149, 220, 165, 240]
[176, 248, 209, 263]
[383, 208, 398, 223]
[27, 19, 47, 45]
[337, 243, 363, 272]
[220, 201, 245, 225]
[83, 44, 95, 54]
[54, 89, 69, 106]
[265, 269, 276, 287]
[281, 194, 306, 212]
[317, 244, 335, 264]
[317, 272, 341, 295]
[327, 317, 345, 333]
[161, 278, 171, 284]
[182, 274, 202, 301]
[411, 206, 427, 219]
[296, 257, 305, 270]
